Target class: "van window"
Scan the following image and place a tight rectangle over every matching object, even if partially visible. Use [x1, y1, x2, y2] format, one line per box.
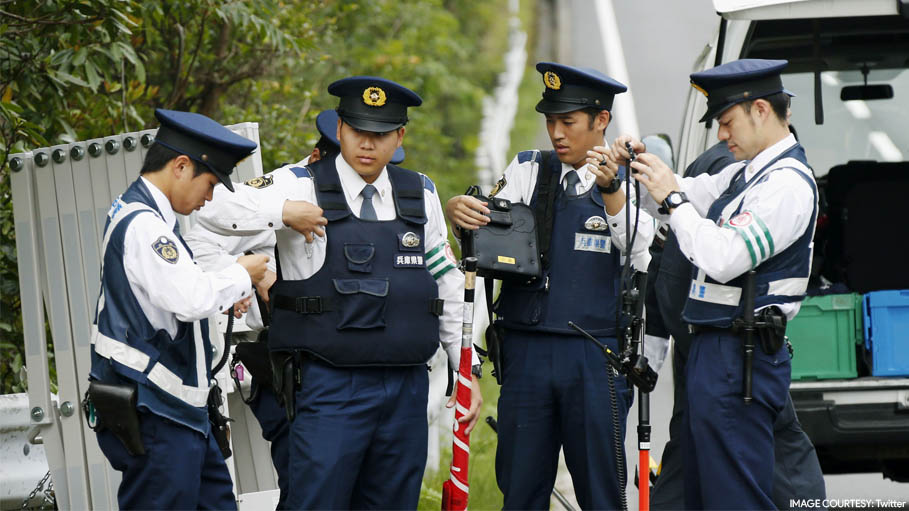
[785, 69, 908, 176]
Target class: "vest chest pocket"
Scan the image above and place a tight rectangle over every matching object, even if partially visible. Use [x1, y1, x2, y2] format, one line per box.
[344, 243, 375, 273]
[333, 278, 389, 330]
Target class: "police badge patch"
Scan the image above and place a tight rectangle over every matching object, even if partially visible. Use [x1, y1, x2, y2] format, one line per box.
[402, 232, 421, 248]
[489, 175, 507, 197]
[584, 215, 608, 232]
[152, 236, 180, 264]
[244, 175, 273, 189]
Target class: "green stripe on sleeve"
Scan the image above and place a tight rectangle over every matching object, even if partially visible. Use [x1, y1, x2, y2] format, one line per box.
[748, 224, 766, 261]
[751, 213, 775, 256]
[432, 263, 456, 280]
[427, 256, 448, 271]
[724, 223, 757, 268]
[426, 243, 445, 259]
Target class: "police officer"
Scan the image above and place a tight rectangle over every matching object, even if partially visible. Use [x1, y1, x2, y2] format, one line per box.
[191, 76, 482, 509]
[646, 139, 825, 511]
[446, 62, 654, 509]
[184, 108, 407, 509]
[89, 109, 270, 510]
[602, 59, 818, 509]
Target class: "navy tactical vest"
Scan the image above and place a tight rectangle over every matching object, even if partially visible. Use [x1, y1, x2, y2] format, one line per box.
[682, 143, 818, 327]
[268, 157, 442, 366]
[496, 151, 623, 336]
[90, 179, 213, 434]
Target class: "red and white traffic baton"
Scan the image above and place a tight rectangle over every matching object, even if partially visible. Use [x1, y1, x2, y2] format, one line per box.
[441, 256, 477, 511]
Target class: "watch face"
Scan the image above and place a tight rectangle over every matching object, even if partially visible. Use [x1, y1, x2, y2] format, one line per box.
[668, 192, 684, 207]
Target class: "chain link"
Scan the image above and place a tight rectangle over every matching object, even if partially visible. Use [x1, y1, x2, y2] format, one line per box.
[20, 470, 56, 510]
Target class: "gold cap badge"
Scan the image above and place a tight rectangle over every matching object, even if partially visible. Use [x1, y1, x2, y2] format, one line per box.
[544, 71, 562, 90]
[362, 86, 387, 107]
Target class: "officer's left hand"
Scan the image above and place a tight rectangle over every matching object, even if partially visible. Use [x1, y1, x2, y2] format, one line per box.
[228, 297, 251, 318]
[446, 374, 483, 435]
[630, 152, 680, 204]
[255, 270, 277, 303]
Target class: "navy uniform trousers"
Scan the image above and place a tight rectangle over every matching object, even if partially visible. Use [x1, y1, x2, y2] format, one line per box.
[286, 360, 429, 509]
[496, 330, 633, 510]
[247, 383, 291, 510]
[96, 411, 236, 510]
[684, 330, 791, 510]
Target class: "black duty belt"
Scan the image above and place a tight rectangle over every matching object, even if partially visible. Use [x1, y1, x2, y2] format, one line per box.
[273, 295, 445, 317]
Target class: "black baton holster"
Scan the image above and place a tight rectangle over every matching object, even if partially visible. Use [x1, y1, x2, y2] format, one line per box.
[84, 381, 145, 456]
[270, 350, 303, 422]
[756, 307, 787, 355]
[207, 384, 233, 459]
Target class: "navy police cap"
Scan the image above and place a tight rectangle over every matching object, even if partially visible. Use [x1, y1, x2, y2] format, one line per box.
[690, 59, 794, 122]
[535, 62, 627, 114]
[316, 109, 405, 164]
[152, 109, 256, 192]
[328, 76, 422, 133]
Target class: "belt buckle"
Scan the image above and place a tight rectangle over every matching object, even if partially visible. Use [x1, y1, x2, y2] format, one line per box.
[295, 297, 322, 314]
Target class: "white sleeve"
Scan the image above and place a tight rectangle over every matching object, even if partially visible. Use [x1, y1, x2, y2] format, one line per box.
[196, 166, 313, 236]
[489, 152, 539, 206]
[669, 169, 815, 283]
[424, 181, 480, 371]
[185, 227, 276, 272]
[123, 214, 251, 322]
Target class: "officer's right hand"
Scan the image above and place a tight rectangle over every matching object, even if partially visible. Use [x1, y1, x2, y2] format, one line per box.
[281, 200, 327, 242]
[445, 195, 490, 233]
[237, 254, 269, 285]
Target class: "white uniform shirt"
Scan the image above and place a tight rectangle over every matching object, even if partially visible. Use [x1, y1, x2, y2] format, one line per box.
[639, 134, 816, 318]
[192, 155, 475, 371]
[490, 150, 655, 269]
[122, 177, 252, 338]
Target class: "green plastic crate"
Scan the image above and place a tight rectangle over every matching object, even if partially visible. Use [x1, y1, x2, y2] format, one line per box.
[786, 293, 862, 380]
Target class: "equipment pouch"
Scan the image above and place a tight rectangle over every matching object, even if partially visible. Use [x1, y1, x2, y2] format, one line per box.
[86, 381, 146, 456]
[463, 191, 541, 281]
[235, 333, 274, 392]
[207, 384, 233, 459]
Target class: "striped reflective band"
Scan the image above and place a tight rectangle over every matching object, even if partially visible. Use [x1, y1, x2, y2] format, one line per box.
[92, 326, 210, 407]
[92, 325, 150, 371]
[688, 276, 809, 306]
[688, 280, 742, 306]
[767, 277, 808, 296]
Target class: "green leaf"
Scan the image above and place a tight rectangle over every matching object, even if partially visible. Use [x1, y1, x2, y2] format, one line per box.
[84, 60, 102, 91]
[72, 47, 88, 67]
[46, 69, 85, 88]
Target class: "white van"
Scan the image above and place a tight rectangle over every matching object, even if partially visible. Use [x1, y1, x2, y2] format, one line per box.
[677, 0, 909, 481]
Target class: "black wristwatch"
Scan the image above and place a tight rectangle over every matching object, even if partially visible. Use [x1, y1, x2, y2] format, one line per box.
[659, 191, 689, 215]
[596, 178, 622, 195]
[471, 364, 482, 379]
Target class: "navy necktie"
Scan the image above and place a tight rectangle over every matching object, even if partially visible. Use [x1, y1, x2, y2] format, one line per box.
[360, 184, 378, 221]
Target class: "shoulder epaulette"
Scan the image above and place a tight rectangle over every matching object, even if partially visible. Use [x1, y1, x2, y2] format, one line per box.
[290, 166, 312, 178]
[517, 150, 540, 165]
[421, 174, 436, 193]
